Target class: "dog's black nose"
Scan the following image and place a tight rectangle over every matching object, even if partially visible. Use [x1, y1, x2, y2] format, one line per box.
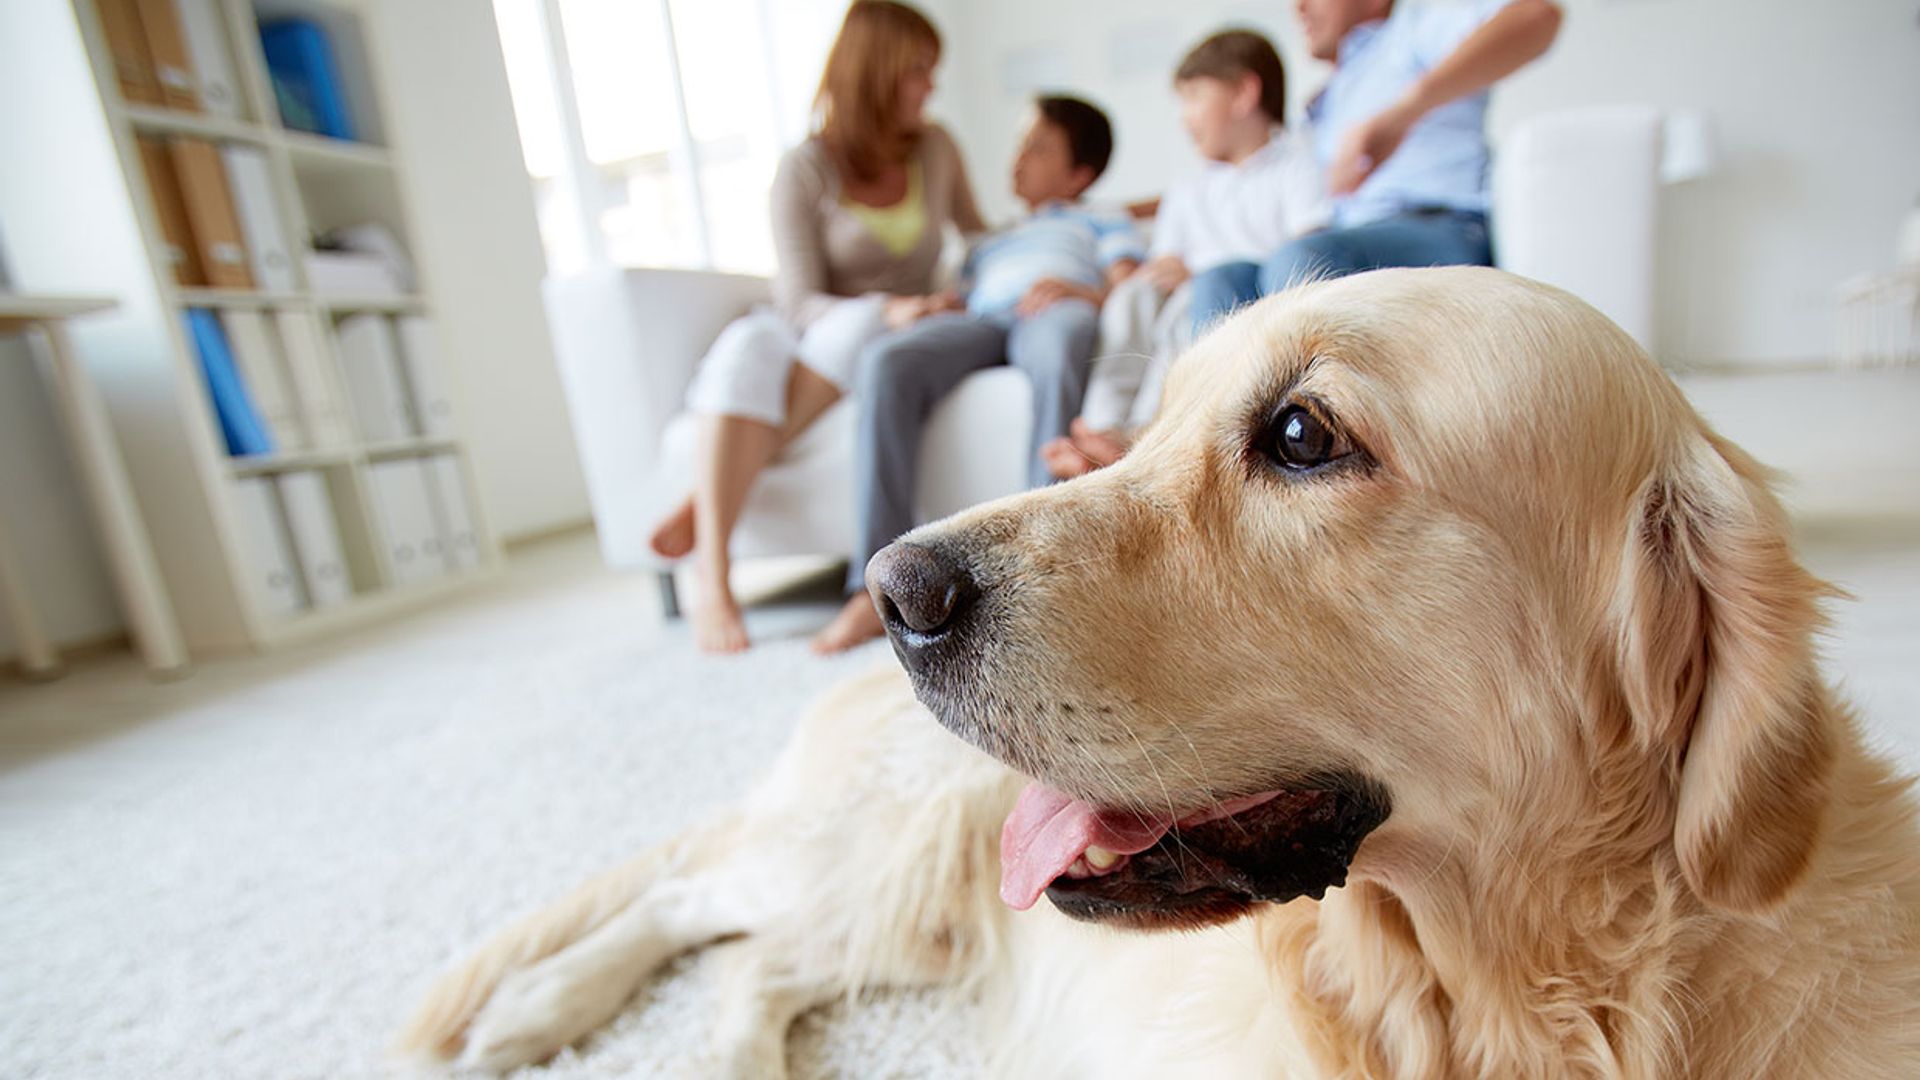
[866, 542, 976, 640]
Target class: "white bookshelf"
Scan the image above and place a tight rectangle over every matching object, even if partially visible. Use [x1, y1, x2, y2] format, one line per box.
[0, 0, 500, 656]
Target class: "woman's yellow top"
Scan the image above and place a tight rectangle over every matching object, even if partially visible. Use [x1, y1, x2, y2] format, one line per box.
[840, 161, 927, 258]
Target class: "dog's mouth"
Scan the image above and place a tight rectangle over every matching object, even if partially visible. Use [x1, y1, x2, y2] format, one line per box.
[1000, 775, 1389, 929]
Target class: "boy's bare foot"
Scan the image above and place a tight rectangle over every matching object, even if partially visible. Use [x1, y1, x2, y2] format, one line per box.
[692, 578, 749, 653]
[1042, 435, 1101, 480]
[1067, 417, 1130, 467]
[811, 593, 885, 654]
[647, 498, 696, 559]
[1042, 420, 1132, 480]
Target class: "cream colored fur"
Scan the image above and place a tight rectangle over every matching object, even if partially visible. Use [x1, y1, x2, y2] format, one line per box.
[398, 269, 1920, 1078]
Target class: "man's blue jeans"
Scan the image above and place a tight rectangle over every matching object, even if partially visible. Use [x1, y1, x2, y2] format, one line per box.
[1189, 209, 1494, 333]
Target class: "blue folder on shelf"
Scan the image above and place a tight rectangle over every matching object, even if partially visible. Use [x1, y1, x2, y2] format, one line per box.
[184, 308, 275, 457]
[260, 19, 357, 141]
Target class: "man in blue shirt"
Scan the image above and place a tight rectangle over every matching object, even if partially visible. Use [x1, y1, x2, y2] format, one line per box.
[1190, 0, 1562, 326]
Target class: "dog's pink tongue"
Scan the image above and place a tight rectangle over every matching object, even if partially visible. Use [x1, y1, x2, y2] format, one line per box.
[999, 782, 1174, 910]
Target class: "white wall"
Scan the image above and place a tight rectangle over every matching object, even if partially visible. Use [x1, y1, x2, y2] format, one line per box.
[370, 0, 591, 541]
[927, 0, 1920, 368]
[1486, 0, 1920, 367]
[1678, 367, 1920, 523]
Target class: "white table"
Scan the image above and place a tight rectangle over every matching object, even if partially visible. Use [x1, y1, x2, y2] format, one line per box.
[0, 295, 187, 677]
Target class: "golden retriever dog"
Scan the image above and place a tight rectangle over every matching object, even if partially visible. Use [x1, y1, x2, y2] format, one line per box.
[398, 268, 1920, 1077]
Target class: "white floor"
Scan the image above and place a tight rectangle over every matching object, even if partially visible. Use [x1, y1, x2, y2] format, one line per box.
[2, 523, 1917, 1079]
[0, 537, 980, 1079]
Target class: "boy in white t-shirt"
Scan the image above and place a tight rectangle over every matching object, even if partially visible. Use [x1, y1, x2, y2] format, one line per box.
[1045, 29, 1330, 479]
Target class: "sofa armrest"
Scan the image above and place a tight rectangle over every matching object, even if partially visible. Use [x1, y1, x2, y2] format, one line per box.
[545, 267, 772, 437]
[544, 267, 771, 567]
[1493, 106, 1663, 351]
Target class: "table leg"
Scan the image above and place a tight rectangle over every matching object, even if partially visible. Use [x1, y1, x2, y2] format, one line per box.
[38, 320, 189, 675]
[0, 516, 61, 678]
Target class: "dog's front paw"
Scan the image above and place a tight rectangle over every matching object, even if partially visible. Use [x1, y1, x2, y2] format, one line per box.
[458, 959, 632, 1072]
[704, 1033, 790, 1080]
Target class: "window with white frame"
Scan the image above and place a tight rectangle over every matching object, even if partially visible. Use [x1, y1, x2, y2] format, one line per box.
[492, 0, 849, 277]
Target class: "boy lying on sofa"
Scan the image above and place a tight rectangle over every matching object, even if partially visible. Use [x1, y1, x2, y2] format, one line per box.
[815, 94, 1145, 653]
[1043, 28, 1330, 480]
[1047, 0, 1562, 480]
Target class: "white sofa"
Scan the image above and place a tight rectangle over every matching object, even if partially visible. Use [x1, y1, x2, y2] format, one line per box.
[547, 106, 1695, 610]
[545, 267, 1033, 610]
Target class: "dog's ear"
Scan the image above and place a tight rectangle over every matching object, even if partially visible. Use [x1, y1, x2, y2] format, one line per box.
[1613, 431, 1835, 914]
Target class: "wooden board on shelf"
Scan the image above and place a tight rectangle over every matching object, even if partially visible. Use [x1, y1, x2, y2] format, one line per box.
[226, 447, 355, 477]
[315, 293, 425, 314]
[281, 130, 392, 173]
[361, 435, 458, 461]
[121, 103, 270, 144]
[175, 287, 308, 308]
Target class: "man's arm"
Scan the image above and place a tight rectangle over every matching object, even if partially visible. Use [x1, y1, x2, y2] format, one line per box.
[1327, 0, 1563, 195]
[1403, 0, 1563, 119]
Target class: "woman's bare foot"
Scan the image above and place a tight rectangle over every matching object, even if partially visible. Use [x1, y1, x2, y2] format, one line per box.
[647, 498, 696, 559]
[811, 593, 885, 654]
[692, 577, 750, 653]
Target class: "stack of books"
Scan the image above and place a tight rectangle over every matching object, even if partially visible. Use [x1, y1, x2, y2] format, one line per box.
[228, 447, 482, 618]
[180, 308, 451, 459]
[136, 135, 296, 292]
[259, 18, 357, 141]
[97, 0, 360, 142]
[97, 0, 244, 117]
[230, 470, 355, 614]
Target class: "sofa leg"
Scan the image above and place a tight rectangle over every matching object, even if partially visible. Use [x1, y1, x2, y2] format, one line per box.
[657, 570, 682, 620]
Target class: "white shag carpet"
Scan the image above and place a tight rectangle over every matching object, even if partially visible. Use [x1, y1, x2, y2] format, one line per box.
[0, 542, 981, 1079]
[4, 527, 1918, 1080]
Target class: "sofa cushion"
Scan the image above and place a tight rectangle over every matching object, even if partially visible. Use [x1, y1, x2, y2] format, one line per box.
[648, 366, 1034, 566]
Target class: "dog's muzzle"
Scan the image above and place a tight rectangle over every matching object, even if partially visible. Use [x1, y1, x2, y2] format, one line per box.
[866, 541, 978, 674]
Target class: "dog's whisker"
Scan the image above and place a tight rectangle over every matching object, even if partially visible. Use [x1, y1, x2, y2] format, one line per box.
[1111, 713, 1203, 877]
[1156, 715, 1233, 826]
[1072, 731, 1157, 836]
[1125, 711, 1244, 845]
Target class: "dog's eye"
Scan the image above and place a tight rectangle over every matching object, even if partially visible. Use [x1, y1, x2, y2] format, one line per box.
[1269, 404, 1351, 471]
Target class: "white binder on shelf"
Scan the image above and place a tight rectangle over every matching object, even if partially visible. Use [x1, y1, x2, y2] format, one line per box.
[176, 0, 242, 119]
[221, 310, 306, 450]
[394, 315, 455, 437]
[368, 459, 450, 587]
[275, 470, 353, 608]
[230, 477, 308, 616]
[425, 454, 483, 571]
[220, 145, 298, 293]
[334, 314, 416, 442]
[276, 312, 354, 447]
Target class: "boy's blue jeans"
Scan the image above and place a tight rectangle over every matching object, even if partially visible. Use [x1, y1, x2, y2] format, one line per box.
[1189, 209, 1494, 333]
[846, 299, 1097, 591]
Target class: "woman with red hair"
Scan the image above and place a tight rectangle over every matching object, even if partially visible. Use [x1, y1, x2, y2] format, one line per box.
[649, 1, 984, 653]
